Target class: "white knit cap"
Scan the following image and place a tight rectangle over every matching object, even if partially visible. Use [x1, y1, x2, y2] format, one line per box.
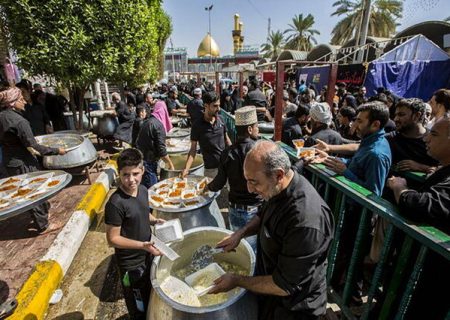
[310, 102, 332, 125]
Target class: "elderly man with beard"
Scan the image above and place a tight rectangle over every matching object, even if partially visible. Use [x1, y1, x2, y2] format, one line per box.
[182, 91, 231, 179]
[210, 141, 334, 320]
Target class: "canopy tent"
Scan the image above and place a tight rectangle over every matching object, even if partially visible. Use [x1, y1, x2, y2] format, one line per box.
[364, 35, 450, 100]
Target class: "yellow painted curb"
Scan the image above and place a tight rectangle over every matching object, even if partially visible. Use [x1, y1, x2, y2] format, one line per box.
[8, 260, 63, 320]
[76, 182, 107, 221]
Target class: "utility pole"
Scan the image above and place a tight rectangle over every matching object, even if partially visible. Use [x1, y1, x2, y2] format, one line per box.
[205, 5, 214, 71]
[170, 38, 176, 81]
[357, 0, 372, 63]
[267, 18, 271, 39]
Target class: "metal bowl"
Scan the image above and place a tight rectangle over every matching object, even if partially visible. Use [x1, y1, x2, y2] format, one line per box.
[36, 133, 84, 152]
[149, 227, 258, 320]
[258, 121, 274, 133]
[167, 128, 191, 139]
[42, 136, 97, 169]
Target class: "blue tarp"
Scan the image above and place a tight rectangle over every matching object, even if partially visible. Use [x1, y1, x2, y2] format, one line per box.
[364, 60, 450, 101]
[364, 35, 450, 100]
[378, 35, 449, 62]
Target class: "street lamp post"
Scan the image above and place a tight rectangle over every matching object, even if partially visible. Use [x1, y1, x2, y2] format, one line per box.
[205, 5, 213, 71]
[170, 38, 176, 81]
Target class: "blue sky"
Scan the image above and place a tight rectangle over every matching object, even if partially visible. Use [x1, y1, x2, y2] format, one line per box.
[162, 0, 448, 57]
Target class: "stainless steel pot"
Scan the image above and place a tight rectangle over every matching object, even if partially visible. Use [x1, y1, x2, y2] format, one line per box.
[149, 227, 258, 320]
[63, 112, 90, 130]
[90, 110, 118, 137]
[42, 136, 97, 169]
[258, 121, 274, 133]
[166, 128, 190, 139]
[159, 154, 204, 180]
[56, 130, 90, 138]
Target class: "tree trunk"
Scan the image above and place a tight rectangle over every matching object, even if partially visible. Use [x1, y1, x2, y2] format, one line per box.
[68, 86, 78, 130]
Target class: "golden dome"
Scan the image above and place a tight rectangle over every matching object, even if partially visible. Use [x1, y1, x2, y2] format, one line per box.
[197, 33, 220, 57]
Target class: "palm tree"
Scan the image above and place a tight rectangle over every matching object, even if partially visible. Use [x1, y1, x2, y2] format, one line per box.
[330, 0, 403, 45]
[284, 14, 320, 51]
[260, 30, 285, 59]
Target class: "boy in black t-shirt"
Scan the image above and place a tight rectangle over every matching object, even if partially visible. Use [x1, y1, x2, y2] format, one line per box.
[105, 148, 164, 320]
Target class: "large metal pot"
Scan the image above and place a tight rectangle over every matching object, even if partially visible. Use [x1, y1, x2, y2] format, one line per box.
[149, 227, 258, 320]
[56, 129, 90, 138]
[258, 121, 274, 133]
[63, 111, 90, 130]
[159, 154, 204, 180]
[42, 136, 97, 169]
[90, 110, 118, 137]
[166, 128, 190, 139]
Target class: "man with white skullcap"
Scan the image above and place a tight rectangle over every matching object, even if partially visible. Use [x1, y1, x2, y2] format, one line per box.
[207, 106, 262, 250]
[305, 102, 343, 147]
[186, 88, 204, 124]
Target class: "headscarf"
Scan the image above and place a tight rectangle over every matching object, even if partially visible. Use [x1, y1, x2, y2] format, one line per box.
[152, 100, 173, 133]
[0, 87, 22, 108]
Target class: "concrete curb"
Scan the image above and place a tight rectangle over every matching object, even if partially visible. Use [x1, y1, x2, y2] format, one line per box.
[7, 160, 118, 320]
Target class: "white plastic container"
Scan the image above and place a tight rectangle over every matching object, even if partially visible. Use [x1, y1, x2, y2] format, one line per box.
[155, 219, 184, 243]
[185, 263, 226, 296]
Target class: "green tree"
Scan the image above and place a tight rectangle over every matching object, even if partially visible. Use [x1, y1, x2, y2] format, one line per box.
[284, 14, 320, 51]
[0, 0, 171, 127]
[330, 0, 402, 45]
[260, 30, 285, 60]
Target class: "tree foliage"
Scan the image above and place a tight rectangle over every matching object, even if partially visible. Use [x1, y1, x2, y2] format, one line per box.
[0, 0, 172, 92]
[330, 0, 402, 45]
[284, 14, 320, 51]
[260, 30, 285, 60]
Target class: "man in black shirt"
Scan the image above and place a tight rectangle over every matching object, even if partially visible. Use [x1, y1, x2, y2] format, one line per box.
[131, 105, 146, 147]
[112, 92, 135, 144]
[387, 98, 439, 172]
[281, 104, 310, 148]
[211, 141, 334, 319]
[244, 79, 269, 122]
[135, 114, 174, 188]
[186, 88, 204, 124]
[165, 86, 185, 116]
[182, 91, 231, 178]
[105, 149, 163, 320]
[388, 115, 450, 233]
[208, 106, 262, 250]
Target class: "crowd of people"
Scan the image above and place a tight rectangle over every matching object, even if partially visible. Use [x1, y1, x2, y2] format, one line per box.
[1, 75, 448, 319]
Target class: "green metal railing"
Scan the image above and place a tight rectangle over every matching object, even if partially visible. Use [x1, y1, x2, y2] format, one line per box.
[219, 109, 450, 319]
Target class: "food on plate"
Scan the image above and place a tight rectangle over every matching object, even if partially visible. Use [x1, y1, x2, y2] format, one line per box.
[30, 177, 47, 184]
[158, 189, 169, 196]
[292, 139, 305, 149]
[183, 192, 196, 199]
[1, 178, 20, 186]
[158, 183, 170, 189]
[184, 200, 199, 206]
[168, 189, 182, 198]
[174, 181, 186, 189]
[150, 195, 164, 203]
[298, 148, 315, 159]
[0, 199, 9, 205]
[47, 180, 60, 187]
[12, 188, 33, 198]
[0, 185, 17, 192]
